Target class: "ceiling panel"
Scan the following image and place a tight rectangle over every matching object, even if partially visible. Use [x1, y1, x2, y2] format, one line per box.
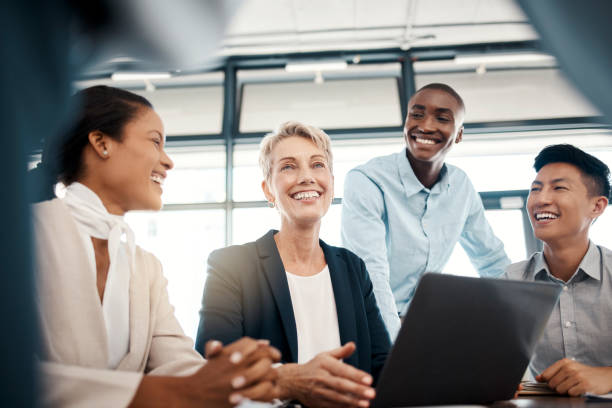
[413, 0, 526, 26]
[473, 0, 527, 23]
[293, 0, 355, 31]
[354, 0, 408, 28]
[226, 0, 296, 35]
[413, 0, 480, 26]
[410, 22, 536, 47]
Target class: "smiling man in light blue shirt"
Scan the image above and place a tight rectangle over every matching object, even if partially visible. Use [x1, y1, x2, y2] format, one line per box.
[341, 83, 510, 339]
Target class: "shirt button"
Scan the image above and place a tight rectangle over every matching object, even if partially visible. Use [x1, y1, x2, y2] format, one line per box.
[563, 286, 569, 291]
[565, 321, 572, 328]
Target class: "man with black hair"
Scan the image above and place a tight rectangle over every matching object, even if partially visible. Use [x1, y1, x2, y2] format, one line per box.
[341, 83, 510, 339]
[506, 144, 612, 396]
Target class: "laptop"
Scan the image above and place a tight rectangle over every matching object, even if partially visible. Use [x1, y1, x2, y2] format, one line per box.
[373, 273, 561, 407]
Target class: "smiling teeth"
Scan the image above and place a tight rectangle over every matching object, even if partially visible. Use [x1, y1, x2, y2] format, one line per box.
[293, 191, 320, 200]
[150, 174, 164, 185]
[535, 212, 559, 220]
[415, 137, 436, 145]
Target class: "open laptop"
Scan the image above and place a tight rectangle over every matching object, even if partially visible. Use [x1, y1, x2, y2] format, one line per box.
[373, 273, 561, 407]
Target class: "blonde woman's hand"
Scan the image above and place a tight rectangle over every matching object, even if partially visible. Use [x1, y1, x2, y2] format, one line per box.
[276, 342, 376, 408]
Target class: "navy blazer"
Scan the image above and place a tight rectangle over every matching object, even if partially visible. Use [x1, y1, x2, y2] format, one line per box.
[195, 230, 391, 382]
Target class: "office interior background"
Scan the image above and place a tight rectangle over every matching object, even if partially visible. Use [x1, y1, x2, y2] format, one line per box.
[40, 0, 612, 340]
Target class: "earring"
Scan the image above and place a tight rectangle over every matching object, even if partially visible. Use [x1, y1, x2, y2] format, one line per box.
[268, 201, 275, 208]
[103, 150, 109, 156]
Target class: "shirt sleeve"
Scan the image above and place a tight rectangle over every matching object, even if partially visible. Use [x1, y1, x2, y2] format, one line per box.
[459, 186, 511, 277]
[341, 169, 401, 340]
[38, 361, 143, 408]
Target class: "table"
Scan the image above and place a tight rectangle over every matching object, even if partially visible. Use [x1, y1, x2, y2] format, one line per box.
[492, 396, 612, 407]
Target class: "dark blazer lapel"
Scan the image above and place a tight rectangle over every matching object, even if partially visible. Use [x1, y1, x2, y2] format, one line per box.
[322, 241, 359, 368]
[256, 230, 298, 363]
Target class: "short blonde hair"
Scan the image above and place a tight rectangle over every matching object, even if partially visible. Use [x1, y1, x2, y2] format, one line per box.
[259, 121, 333, 181]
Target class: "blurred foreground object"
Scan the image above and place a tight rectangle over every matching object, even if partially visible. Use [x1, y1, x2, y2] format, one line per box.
[1, 0, 240, 405]
[518, 0, 612, 121]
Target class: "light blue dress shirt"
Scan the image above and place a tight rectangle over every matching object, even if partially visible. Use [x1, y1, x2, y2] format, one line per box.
[505, 241, 612, 378]
[341, 150, 510, 339]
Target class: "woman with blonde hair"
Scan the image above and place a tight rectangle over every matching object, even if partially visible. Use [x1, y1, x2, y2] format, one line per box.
[31, 85, 280, 407]
[196, 121, 390, 408]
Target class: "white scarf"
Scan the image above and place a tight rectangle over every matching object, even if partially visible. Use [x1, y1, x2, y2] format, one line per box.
[63, 182, 133, 368]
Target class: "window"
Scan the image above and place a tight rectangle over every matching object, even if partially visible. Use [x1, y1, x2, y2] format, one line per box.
[444, 209, 527, 277]
[447, 129, 612, 192]
[415, 68, 600, 122]
[239, 64, 402, 133]
[590, 208, 612, 251]
[135, 86, 224, 135]
[163, 145, 226, 204]
[126, 210, 225, 340]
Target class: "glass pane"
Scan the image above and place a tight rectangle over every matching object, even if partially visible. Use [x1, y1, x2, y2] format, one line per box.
[163, 146, 226, 204]
[447, 153, 536, 192]
[232, 204, 342, 246]
[444, 209, 526, 277]
[232, 207, 279, 245]
[75, 73, 225, 136]
[233, 145, 268, 202]
[233, 138, 404, 202]
[240, 77, 402, 133]
[134, 86, 224, 135]
[126, 210, 225, 340]
[588, 207, 612, 250]
[331, 138, 404, 198]
[416, 68, 599, 122]
[446, 130, 612, 192]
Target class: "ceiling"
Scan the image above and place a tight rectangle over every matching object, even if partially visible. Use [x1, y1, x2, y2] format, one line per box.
[81, 0, 539, 78]
[220, 0, 536, 56]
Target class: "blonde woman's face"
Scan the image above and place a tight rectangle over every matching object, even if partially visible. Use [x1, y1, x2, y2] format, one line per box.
[262, 136, 333, 227]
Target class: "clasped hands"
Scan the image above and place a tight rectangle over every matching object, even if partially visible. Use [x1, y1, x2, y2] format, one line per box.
[536, 358, 612, 396]
[197, 339, 376, 407]
[276, 342, 377, 408]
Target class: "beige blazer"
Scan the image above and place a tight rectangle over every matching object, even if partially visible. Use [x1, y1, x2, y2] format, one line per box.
[33, 199, 204, 407]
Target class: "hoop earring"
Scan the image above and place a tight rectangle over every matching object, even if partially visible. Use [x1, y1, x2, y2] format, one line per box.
[268, 201, 275, 208]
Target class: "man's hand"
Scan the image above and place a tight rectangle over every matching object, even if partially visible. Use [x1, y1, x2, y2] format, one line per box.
[537, 358, 612, 396]
[276, 342, 376, 408]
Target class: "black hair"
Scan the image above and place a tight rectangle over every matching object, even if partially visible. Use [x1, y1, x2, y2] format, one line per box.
[415, 83, 465, 113]
[534, 144, 611, 200]
[30, 85, 153, 202]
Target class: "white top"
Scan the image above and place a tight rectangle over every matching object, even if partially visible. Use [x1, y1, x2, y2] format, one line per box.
[62, 183, 132, 369]
[285, 265, 341, 364]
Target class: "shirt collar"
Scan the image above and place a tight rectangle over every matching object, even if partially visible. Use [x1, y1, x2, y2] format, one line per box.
[396, 149, 451, 197]
[578, 241, 602, 281]
[533, 241, 601, 282]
